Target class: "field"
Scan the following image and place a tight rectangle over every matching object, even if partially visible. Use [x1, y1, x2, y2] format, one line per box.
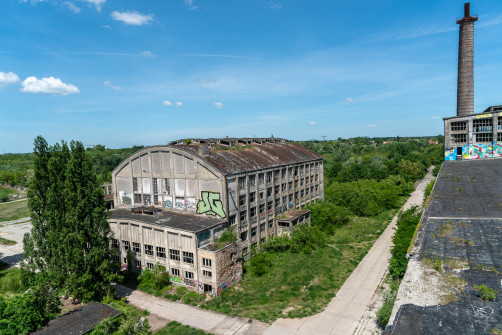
[201, 204, 403, 323]
[0, 261, 24, 296]
[0, 199, 30, 222]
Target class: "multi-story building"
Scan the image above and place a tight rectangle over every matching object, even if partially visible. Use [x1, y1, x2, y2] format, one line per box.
[444, 105, 502, 160]
[109, 137, 324, 294]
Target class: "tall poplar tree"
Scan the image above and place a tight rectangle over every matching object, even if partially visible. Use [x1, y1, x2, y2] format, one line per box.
[22, 136, 114, 302]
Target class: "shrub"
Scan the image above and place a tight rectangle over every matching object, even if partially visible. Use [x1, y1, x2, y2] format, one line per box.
[424, 179, 435, 200]
[305, 201, 351, 234]
[182, 291, 205, 306]
[475, 285, 497, 301]
[137, 263, 170, 294]
[175, 286, 188, 297]
[249, 251, 272, 276]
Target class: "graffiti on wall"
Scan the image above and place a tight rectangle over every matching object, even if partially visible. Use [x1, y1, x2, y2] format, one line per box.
[162, 196, 173, 208]
[175, 197, 186, 209]
[184, 279, 196, 287]
[119, 191, 132, 205]
[197, 230, 211, 241]
[171, 276, 182, 283]
[196, 191, 226, 218]
[186, 197, 196, 211]
[462, 143, 502, 160]
[445, 148, 457, 161]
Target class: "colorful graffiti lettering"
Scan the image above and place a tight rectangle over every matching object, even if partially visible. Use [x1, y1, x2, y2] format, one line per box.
[162, 200, 173, 208]
[184, 279, 196, 287]
[121, 195, 132, 205]
[171, 276, 182, 283]
[196, 191, 226, 218]
[186, 198, 196, 210]
[462, 143, 502, 160]
[445, 148, 456, 161]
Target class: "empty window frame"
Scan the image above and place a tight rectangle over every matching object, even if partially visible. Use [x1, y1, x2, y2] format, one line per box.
[250, 207, 256, 218]
[282, 183, 287, 192]
[281, 168, 286, 179]
[229, 215, 236, 225]
[269, 220, 273, 229]
[266, 172, 272, 183]
[133, 178, 138, 192]
[143, 194, 151, 205]
[171, 268, 180, 276]
[498, 133, 502, 142]
[144, 244, 154, 255]
[249, 175, 256, 187]
[249, 192, 256, 203]
[240, 210, 247, 222]
[156, 247, 166, 258]
[238, 177, 246, 189]
[169, 249, 180, 261]
[185, 271, 194, 279]
[202, 258, 212, 267]
[134, 194, 142, 204]
[134, 260, 141, 270]
[132, 242, 141, 253]
[153, 178, 159, 194]
[112, 239, 119, 248]
[241, 231, 248, 241]
[259, 204, 265, 214]
[475, 133, 493, 143]
[202, 270, 212, 277]
[183, 251, 194, 264]
[251, 226, 257, 237]
[274, 185, 279, 194]
[113, 255, 120, 262]
[163, 178, 171, 195]
[498, 117, 502, 130]
[239, 194, 246, 206]
[473, 119, 493, 133]
[260, 223, 265, 232]
[452, 134, 467, 143]
[122, 240, 130, 250]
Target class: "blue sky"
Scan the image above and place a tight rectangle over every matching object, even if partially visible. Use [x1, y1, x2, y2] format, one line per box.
[2, 0, 502, 153]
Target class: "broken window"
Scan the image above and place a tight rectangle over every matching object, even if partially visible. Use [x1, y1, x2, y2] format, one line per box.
[144, 244, 153, 255]
[169, 249, 180, 261]
[452, 134, 467, 143]
[475, 133, 492, 143]
[183, 251, 194, 264]
[132, 242, 141, 254]
[473, 119, 493, 133]
[156, 247, 166, 258]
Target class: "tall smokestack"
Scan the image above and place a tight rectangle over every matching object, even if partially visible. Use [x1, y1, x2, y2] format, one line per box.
[456, 3, 478, 116]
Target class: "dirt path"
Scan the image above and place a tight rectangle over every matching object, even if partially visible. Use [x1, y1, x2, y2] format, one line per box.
[264, 168, 435, 335]
[116, 285, 269, 334]
[0, 198, 27, 205]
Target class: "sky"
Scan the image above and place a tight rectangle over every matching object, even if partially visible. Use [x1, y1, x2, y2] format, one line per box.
[1, 0, 502, 153]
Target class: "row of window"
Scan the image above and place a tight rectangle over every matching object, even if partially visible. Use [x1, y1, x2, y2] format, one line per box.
[452, 133, 502, 143]
[451, 118, 502, 133]
[112, 240, 213, 266]
[240, 221, 273, 241]
[113, 255, 214, 278]
[237, 164, 321, 188]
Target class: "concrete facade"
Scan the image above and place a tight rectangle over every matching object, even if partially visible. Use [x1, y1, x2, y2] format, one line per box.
[444, 105, 502, 160]
[109, 138, 323, 294]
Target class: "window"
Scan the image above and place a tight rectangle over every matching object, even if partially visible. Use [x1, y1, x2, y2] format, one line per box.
[267, 187, 272, 197]
[250, 207, 256, 218]
[499, 117, 502, 130]
[202, 258, 212, 267]
[242, 247, 248, 255]
[289, 194, 293, 202]
[251, 226, 257, 237]
[294, 166, 299, 176]
[258, 173, 264, 185]
[132, 242, 141, 253]
[171, 268, 180, 276]
[112, 239, 119, 248]
[274, 185, 279, 194]
[259, 204, 265, 214]
[203, 284, 212, 292]
[274, 170, 280, 181]
[134, 194, 142, 203]
[239, 194, 246, 206]
[122, 240, 130, 250]
[269, 221, 273, 229]
[282, 183, 287, 192]
[259, 192, 264, 199]
[143, 194, 151, 205]
[229, 215, 236, 225]
[169, 249, 180, 261]
[498, 133, 502, 142]
[123, 257, 127, 263]
[300, 178, 304, 186]
[282, 196, 287, 204]
[300, 190, 305, 197]
[154, 195, 158, 205]
[133, 178, 138, 192]
[185, 271, 194, 279]
[134, 260, 141, 270]
[473, 119, 492, 133]
[288, 181, 293, 190]
[156, 247, 166, 258]
[452, 134, 467, 143]
[266, 171, 272, 183]
[147, 262, 154, 270]
[238, 177, 246, 189]
[240, 210, 247, 222]
[241, 231, 248, 241]
[260, 223, 265, 232]
[249, 192, 256, 202]
[475, 133, 492, 143]
[267, 201, 272, 210]
[202, 270, 212, 277]
[306, 187, 310, 195]
[249, 175, 256, 187]
[145, 244, 153, 255]
[281, 168, 286, 179]
[163, 178, 171, 195]
[261, 238, 266, 243]
[153, 178, 159, 194]
[183, 251, 194, 264]
[275, 198, 280, 207]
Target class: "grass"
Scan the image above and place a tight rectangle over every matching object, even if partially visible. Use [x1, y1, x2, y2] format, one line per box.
[155, 321, 213, 335]
[201, 205, 402, 323]
[376, 275, 400, 328]
[0, 261, 25, 295]
[0, 198, 30, 222]
[475, 284, 497, 301]
[0, 237, 16, 246]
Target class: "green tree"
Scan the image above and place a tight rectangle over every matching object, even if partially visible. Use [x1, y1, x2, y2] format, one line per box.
[22, 136, 115, 302]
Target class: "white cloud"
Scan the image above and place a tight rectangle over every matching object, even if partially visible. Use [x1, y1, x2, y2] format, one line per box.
[82, 0, 106, 11]
[63, 1, 81, 13]
[104, 80, 122, 91]
[0, 72, 20, 88]
[197, 78, 216, 83]
[111, 11, 153, 26]
[346, 97, 355, 103]
[139, 51, 154, 58]
[309, 121, 317, 126]
[21, 76, 79, 95]
[367, 124, 376, 128]
[175, 102, 183, 106]
[213, 102, 223, 109]
[162, 101, 173, 106]
[431, 116, 440, 119]
[269, 2, 282, 10]
[184, 0, 198, 10]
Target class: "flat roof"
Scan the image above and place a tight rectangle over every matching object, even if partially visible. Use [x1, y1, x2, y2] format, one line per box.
[387, 159, 502, 334]
[110, 208, 224, 233]
[34, 302, 121, 335]
[276, 209, 310, 221]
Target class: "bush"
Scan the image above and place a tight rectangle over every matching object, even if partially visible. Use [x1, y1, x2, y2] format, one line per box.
[475, 285, 497, 301]
[93, 296, 150, 335]
[249, 251, 272, 276]
[137, 263, 170, 294]
[305, 201, 351, 234]
[423, 179, 435, 200]
[182, 291, 205, 306]
[175, 286, 188, 297]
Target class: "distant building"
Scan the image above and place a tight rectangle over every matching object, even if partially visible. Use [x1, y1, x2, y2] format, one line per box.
[109, 138, 323, 295]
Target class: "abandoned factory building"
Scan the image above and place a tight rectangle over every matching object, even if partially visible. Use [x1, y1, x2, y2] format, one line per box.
[109, 138, 324, 295]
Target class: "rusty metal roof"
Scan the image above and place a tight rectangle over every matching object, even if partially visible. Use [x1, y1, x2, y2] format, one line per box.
[175, 140, 322, 175]
[276, 209, 311, 221]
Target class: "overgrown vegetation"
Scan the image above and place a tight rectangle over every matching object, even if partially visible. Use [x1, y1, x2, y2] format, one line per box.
[212, 228, 238, 249]
[154, 321, 213, 335]
[0, 199, 30, 222]
[0, 262, 25, 296]
[137, 264, 171, 295]
[424, 178, 436, 200]
[0, 237, 16, 246]
[375, 276, 400, 328]
[90, 297, 151, 335]
[475, 285, 497, 301]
